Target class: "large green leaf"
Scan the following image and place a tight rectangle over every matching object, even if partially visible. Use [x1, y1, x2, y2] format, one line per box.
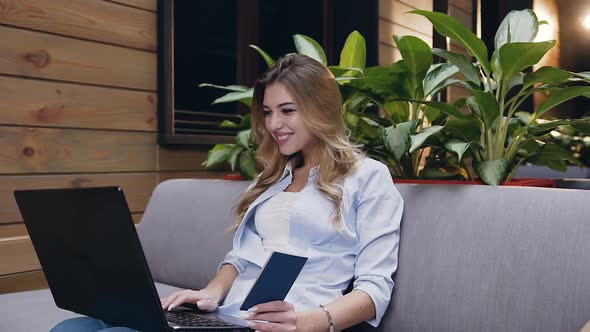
[345, 112, 361, 136]
[236, 129, 251, 148]
[527, 119, 582, 135]
[328, 66, 364, 78]
[239, 114, 252, 128]
[432, 48, 481, 85]
[527, 143, 583, 169]
[572, 117, 590, 134]
[498, 40, 556, 82]
[466, 90, 499, 128]
[393, 35, 432, 91]
[249, 44, 274, 67]
[351, 66, 404, 97]
[523, 66, 573, 90]
[424, 63, 459, 97]
[203, 144, 232, 168]
[239, 152, 259, 180]
[494, 9, 539, 50]
[491, 50, 503, 81]
[219, 120, 239, 128]
[409, 125, 444, 153]
[228, 145, 245, 171]
[199, 83, 250, 92]
[392, 98, 470, 120]
[339, 85, 386, 106]
[358, 117, 381, 140]
[383, 101, 409, 124]
[382, 120, 420, 161]
[410, 10, 491, 75]
[507, 73, 524, 93]
[293, 34, 327, 65]
[536, 86, 590, 118]
[339, 31, 366, 70]
[428, 78, 463, 99]
[475, 158, 508, 185]
[424, 105, 447, 125]
[212, 89, 254, 106]
[573, 71, 590, 83]
[445, 139, 472, 161]
[445, 118, 482, 142]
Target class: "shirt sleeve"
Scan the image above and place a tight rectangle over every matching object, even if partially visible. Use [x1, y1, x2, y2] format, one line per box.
[218, 248, 248, 274]
[352, 162, 403, 327]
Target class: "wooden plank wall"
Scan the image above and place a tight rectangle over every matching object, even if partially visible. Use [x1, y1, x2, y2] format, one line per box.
[378, 0, 473, 102]
[378, 0, 434, 65]
[0, 0, 224, 294]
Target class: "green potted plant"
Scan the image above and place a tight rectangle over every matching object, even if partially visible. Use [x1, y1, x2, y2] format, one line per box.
[409, 9, 590, 185]
[344, 35, 471, 180]
[202, 31, 464, 181]
[200, 32, 369, 179]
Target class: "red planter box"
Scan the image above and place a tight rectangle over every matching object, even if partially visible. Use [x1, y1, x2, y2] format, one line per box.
[393, 178, 557, 188]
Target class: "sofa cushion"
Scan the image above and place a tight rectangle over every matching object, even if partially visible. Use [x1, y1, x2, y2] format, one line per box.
[138, 179, 250, 290]
[378, 184, 590, 332]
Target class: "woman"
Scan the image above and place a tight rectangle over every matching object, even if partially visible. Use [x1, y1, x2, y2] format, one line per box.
[52, 54, 403, 332]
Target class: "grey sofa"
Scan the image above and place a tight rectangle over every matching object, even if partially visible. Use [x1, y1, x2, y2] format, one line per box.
[2, 179, 589, 331]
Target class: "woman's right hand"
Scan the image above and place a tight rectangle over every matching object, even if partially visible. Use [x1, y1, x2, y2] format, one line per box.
[160, 289, 219, 312]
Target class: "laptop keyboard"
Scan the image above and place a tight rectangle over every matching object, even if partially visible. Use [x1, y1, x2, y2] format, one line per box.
[165, 311, 235, 327]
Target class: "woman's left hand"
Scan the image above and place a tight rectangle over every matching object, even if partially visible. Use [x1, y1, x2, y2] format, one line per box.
[242, 301, 297, 332]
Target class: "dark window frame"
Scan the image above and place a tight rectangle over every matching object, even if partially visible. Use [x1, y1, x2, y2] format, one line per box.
[157, 0, 378, 146]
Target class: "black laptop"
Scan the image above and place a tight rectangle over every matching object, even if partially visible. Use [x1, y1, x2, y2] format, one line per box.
[14, 186, 250, 332]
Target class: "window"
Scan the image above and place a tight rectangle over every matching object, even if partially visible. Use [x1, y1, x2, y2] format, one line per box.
[158, 0, 378, 145]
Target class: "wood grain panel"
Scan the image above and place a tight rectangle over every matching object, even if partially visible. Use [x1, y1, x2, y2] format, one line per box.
[379, 43, 401, 65]
[397, 0, 432, 11]
[0, 127, 157, 174]
[379, 19, 433, 48]
[0, 173, 156, 223]
[448, 85, 470, 104]
[0, 0, 156, 51]
[0, 223, 27, 237]
[107, 0, 157, 12]
[449, 4, 472, 30]
[0, 236, 39, 275]
[0, 76, 157, 131]
[0, 269, 47, 294]
[0, 26, 156, 90]
[157, 145, 211, 172]
[449, 0, 472, 14]
[379, 0, 433, 36]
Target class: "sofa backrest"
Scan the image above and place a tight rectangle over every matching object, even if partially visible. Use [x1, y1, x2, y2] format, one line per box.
[380, 184, 590, 332]
[138, 179, 249, 290]
[139, 179, 590, 332]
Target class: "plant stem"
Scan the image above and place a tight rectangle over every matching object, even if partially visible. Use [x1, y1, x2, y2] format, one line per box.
[505, 158, 526, 182]
[493, 82, 508, 160]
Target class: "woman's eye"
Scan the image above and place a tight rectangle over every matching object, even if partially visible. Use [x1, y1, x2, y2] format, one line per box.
[263, 110, 272, 117]
[282, 108, 295, 114]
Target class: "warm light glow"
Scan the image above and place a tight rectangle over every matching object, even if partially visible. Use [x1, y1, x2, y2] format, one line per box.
[583, 14, 590, 31]
[533, 3, 557, 42]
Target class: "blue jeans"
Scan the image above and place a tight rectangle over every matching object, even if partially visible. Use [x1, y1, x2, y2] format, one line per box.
[50, 317, 139, 332]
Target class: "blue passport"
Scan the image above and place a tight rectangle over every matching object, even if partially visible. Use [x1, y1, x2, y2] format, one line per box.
[240, 251, 308, 310]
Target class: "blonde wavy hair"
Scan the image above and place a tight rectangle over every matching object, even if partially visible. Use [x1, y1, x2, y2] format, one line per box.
[234, 54, 363, 231]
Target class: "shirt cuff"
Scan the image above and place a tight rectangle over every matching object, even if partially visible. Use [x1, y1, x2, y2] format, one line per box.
[353, 278, 394, 327]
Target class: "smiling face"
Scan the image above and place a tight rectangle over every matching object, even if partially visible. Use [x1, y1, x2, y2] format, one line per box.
[263, 82, 318, 161]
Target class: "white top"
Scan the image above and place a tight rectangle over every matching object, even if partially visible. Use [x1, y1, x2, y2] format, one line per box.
[254, 190, 300, 253]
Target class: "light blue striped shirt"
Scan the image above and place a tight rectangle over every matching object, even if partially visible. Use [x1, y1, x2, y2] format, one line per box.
[218, 157, 403, 327]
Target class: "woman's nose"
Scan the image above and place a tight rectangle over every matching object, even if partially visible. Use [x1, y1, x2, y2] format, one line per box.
[267, 113, 283, 130]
